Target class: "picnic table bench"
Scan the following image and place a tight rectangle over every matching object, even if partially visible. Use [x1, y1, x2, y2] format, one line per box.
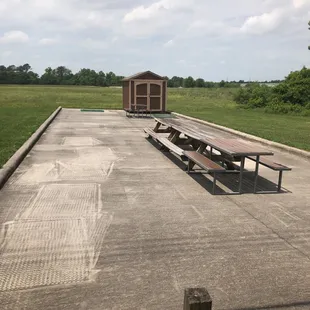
[184, 151, 226, 194]
[247, 156, 291, 192]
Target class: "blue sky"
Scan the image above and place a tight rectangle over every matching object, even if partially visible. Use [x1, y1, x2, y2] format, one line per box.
[0, 0, 309, 81]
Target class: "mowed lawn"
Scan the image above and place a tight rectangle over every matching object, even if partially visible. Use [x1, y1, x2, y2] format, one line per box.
[0, 85, 309, 167]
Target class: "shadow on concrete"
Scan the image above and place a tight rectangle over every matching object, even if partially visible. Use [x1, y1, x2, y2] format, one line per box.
[228, 300, 310, 309]
[147, 138, 290, 196]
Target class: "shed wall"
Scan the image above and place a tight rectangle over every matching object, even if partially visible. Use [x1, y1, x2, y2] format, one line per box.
[131, 81, 135, 105]
[163, 81, 167, 111]
[122, 81, 129, 110]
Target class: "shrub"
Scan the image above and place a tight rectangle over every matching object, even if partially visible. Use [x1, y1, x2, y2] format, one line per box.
[234, 67, 310, 115]
[265, 98, 304, 114]
[233, 83, 272, 108]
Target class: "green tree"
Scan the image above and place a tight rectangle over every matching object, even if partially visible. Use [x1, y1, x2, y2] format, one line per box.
[195, 78, 205, 88]
[308, 21, 310, 50]
[205, 81, 215, 88]
[75, 68, 98, 86]
[219, 80, 226, 88]
[0, 65, 7, 84]
[169, 76, 183, 88]
[97, 71, 106, 86]
[184, 76, 195, 88]
[53, 66, 73, 84]
[40, 67, 57, 84]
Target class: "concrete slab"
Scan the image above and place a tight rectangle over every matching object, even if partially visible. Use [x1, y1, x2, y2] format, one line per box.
[0, 109, 310, 310]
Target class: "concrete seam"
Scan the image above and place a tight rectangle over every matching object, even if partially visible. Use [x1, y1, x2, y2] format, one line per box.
[172, 112, 310, 160]
[0, 106, 62, 190]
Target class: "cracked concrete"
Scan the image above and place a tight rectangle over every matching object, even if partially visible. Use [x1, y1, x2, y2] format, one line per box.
[0, 108, 310, 310]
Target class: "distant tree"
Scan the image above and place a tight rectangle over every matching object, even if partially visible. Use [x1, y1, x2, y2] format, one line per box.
[167, 78, 173, 88]
[21, 63, 31, 73]
[0, 65, 7, 84]
[219, 80, 226, 88]
[205, 81, 215, 88]
[40, 67, 57, 84]
[184, 76, 195, 88]
[97, 71, 106, 86]
[169, 76, 184, 88]
[28, 71, 39, 84]
[53, 66, 73, 84]
[308, 21, 310, 50]
[75, 68, 98, 86]
[105, 71, 117, 86]
[195, 78, 205, 88]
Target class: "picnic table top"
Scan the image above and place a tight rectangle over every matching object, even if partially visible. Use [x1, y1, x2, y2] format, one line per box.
[201, 137, 274, 157]
[154, 117, 274, 157]
[154, 117, 208, 140]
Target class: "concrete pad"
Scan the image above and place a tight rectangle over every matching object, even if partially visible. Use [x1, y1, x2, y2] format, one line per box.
[0, 109, 310, 309]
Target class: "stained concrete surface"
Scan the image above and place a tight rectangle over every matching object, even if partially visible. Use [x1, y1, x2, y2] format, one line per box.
[0, 109, 310, 310]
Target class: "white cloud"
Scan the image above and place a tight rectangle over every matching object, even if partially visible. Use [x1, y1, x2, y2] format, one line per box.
[39, 38, 59, 45]
[240, 8, 286, 35]
[1, 50, 12, 57]
[188, 20, 238, 37]
[0, 30, 29, 44]
[292, 0, 310, 8]
[81, 38, 109, 50]
[123, 0, 191, 22]
[164, 39, 174, 47]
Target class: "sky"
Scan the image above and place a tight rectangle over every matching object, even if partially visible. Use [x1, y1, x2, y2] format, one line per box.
[0, 0, 309, 81]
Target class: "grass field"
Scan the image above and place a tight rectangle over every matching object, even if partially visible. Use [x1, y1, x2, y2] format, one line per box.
[0, 85, 309, 167]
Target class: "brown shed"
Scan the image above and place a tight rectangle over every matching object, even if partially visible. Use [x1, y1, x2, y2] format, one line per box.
[122, 71, 168, 113]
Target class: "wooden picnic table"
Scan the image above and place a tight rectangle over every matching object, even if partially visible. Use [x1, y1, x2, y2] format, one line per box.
[152, 117, 275, 193]
[200, 137, 274, 193]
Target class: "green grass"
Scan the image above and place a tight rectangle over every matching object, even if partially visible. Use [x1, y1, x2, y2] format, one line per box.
[168, 88, 310, 151]
[0, 85, 309, 167]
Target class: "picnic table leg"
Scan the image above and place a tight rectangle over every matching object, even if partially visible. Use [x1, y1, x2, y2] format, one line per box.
[239, 157, 245, 194]
[168, 128, 176, 140]
[153, 122, 161, 133]
[213, 174, 217, 195]
[278, 171, 283, 192]
[187, 159, 192, 173]
[197, 142, 207, 154]
[253, 155, 260, 193]
[170, 131, 181, 144]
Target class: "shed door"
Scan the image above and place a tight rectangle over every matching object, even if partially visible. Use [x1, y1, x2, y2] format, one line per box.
[149, 82, 162, 111]
[134, 82, 148, 109]
[134, 81, 162, 111]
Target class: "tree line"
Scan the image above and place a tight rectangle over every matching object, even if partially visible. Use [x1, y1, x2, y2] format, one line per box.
[0, 64, 124, 86]
[0, 63, 283, 88]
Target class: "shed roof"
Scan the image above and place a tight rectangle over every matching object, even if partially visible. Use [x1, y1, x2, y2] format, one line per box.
[122, 70, 167, 81]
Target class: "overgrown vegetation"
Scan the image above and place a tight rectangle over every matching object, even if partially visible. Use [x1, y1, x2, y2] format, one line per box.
[234, 67, 310, 115]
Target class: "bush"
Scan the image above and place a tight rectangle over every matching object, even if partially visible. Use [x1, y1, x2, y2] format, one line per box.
[233, 83, 272, 108]
[304, 102, 310, 110]
[265, 98, 304, 114]
[234, 67, 310, 115]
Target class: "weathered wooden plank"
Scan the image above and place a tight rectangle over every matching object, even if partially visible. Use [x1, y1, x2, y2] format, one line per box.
[184, 151, 225, 172]
[247, 156, 292, 171]
[158, 137, 184, 157]
[144, 127, 159, 140]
